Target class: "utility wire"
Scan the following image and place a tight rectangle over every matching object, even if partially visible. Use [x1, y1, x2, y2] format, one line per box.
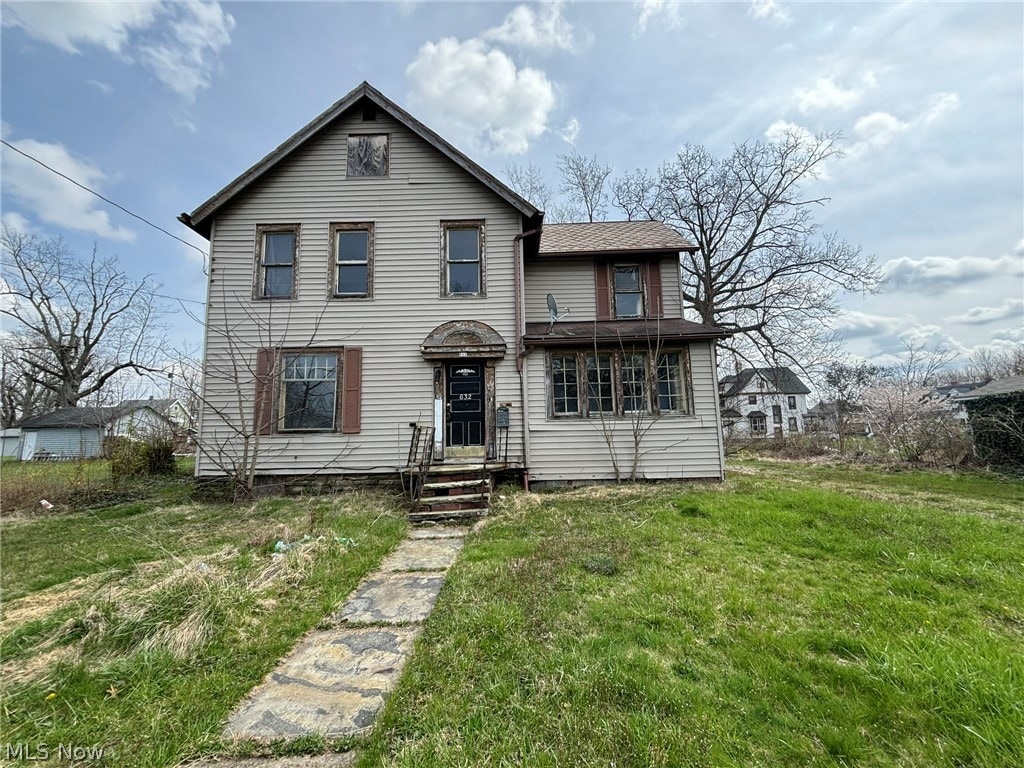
[1, 138, 209, 265]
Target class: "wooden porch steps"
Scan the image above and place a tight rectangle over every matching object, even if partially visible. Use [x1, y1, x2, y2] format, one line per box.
[405, 462, 492, 522]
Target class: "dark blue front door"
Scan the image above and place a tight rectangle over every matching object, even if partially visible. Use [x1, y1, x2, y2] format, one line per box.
[446, 361, 484, 447]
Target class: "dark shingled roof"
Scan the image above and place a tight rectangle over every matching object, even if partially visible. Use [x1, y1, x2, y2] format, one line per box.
[955, 375, 1024, 401]
[721, 367, 811, 397]
[524, 318, 728, 345]
[20, 407, 120, 430]
[538, 221, 696, 257]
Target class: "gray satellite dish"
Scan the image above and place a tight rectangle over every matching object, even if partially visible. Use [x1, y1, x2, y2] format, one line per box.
[546, 293, 570, 333]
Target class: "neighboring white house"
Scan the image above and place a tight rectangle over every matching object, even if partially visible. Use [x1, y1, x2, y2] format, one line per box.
[922, 382, 988, 422]
[178, 81, 730, 495]
[18, 404, 174, 460]
[719, 367, 811, 438]
[1, 428, 22, 459]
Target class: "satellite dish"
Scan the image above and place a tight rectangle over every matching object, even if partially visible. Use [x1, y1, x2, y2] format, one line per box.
[546, 293, 570, 333]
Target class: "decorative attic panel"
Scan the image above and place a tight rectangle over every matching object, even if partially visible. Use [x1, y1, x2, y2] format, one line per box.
[421, 320, 507, 359]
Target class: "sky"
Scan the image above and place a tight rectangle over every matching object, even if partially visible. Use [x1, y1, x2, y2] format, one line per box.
[2, 0, 1022, 376]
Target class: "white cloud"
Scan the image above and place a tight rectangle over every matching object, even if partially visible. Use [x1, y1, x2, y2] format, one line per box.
[560, 117, 580, 144]
[884, 254, 1024, 292]
[138, 1, 234, 102]
[951, 298, 1024, 326]
[634, 1, 684, 36]
[1, 138, 134, 241]
[853, 111, 908, 149]
[921, 91, 960, 124]
[3, 1, 233, 102]
[406, 37, 556, 155]
[86, 79, 114, 94]
[2, 1, 160, 54]
[764, 119, 816, 146]
[835, 310, 906, 340]
[794, 77, 865, 113]
[483, 2, 576, 52]
[1, 211, 36, 236]
[749, 0, 791, 24]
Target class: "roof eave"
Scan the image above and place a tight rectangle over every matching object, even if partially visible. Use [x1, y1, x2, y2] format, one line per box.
[183, 81, 539, 240]
[536, 246, 697, 258]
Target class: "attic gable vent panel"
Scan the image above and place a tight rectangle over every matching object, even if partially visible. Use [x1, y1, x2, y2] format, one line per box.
[347, 134, 389, 177]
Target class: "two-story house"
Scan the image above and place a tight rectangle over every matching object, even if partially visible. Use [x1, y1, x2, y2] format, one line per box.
[719, 367, 810, 438]
[179, 82, 728, 495]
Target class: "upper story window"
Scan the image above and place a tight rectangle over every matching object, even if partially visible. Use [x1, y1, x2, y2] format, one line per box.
[330, 223, 373, 298]
[442, 221, 484, 296]
[788, 395, 797, 409]
[747, 394, 757, 405]
[347, 134, 389, 177]
[613, 264, 643, 318]
[255, 224, 298, 299]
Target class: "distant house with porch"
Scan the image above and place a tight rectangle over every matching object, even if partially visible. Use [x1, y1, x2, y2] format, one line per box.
[720, 367, 811, 437]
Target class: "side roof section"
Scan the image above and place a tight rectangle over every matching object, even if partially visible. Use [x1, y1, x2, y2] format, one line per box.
[179, 81, 542, 240]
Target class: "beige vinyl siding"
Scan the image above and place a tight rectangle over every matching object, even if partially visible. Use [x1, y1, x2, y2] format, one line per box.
[197, 111, 525, 476]
[524, 256, 682, 323]
[524, 339, 724, 482]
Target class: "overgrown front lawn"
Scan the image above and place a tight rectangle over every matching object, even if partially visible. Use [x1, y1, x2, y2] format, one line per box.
[1, 490, 407, 767]
[363, 467, 1024, 767]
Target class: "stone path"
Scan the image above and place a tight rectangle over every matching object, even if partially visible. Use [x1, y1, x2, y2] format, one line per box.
[222, 526, 466, 743]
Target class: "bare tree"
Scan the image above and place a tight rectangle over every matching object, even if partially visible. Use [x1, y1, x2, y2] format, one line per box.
[504, 161, 552, 211]
[0, 338, 59, 427]
[655, 130, 884, 367]
[1, 226, 167, 408]
[612, 168, 662, 221]
[557, 150, 611, 223]
[820, 360, 878, 453]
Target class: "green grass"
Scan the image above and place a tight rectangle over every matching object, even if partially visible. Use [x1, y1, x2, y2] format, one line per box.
[1, 490, 407, 767]
[361, 466, 1024, 767]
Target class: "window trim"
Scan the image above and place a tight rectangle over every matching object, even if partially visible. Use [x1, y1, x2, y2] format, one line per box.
[254, 224, 299, 300]
[346, 133, 390, 178]
[329, 222, 374, 299]
[788, 395, 797, 410]
[275, 348, 344, 433]
[750, 414, 767, 434]
[440, 220, 486, 298]
[546, 347, 692, 419]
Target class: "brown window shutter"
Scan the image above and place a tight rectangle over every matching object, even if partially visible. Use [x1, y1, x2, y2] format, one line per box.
[255, 348, 275, 435]
[341, 347, 362, 434]
[594, 262, 612, 320]
[645, 260, 664, 318]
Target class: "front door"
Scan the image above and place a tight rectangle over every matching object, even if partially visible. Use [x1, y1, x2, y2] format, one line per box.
[446, 361, 485, 456]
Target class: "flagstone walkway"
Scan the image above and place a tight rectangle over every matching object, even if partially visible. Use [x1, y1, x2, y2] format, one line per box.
[222, 526, 466, 742]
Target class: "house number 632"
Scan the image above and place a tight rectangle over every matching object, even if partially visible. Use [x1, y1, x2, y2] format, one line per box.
[459, 394, 474, 400]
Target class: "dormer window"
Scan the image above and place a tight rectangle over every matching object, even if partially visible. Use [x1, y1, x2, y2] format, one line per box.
[347, 134, 389, 177]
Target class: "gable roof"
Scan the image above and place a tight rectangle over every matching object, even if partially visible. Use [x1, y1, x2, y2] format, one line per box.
[955, 375, 1024, 401]
[721, 367, 811, 397]
[19, 403, 163, 430]
[179, 81, 541, 240]
[538, 221, 696, 257]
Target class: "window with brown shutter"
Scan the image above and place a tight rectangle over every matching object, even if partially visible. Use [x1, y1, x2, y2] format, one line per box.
[594, 261, 612, 320]
[644, 260, 664, 318]
[252, 347, 361, 434]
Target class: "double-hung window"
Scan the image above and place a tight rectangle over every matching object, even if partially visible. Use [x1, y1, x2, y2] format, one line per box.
[280, 353, 338, 431]
[256, 225, 298, 299]
[621, 354, 648, 413]
[613, 264, 643, 318]
[331, 223, 372, 298]
[788, 395, 797, 409]
[586, 353, 615, 414]
[657, 353, 687, 412]
[442, 221, 484, 296]
[750, 414, 767, 434]
[551, 354, 579, 415]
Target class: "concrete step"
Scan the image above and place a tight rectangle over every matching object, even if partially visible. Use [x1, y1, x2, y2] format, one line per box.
[409, 507, 487, 523]
[418, 492, 489, 506]
[422, 479, 489, 491]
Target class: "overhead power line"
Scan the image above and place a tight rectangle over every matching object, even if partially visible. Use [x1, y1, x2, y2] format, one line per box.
[1, 138, 209, 265]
